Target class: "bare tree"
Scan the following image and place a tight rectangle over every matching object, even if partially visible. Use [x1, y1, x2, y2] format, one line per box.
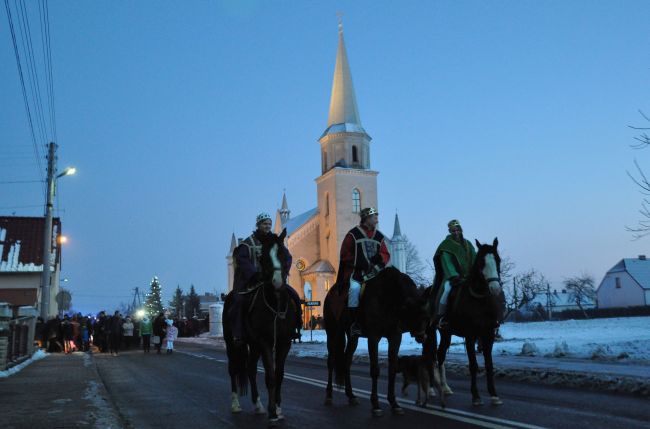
[563, 274, 596, 318]
[403, 236, 432, 286]
[626, 110, 650, 239]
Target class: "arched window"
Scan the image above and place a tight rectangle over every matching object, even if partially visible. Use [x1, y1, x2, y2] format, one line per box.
[352, 146, 359, 163]
[322, 151, 328, 171]
[325, 193, 330, 216]
[352, 188, 361, 213]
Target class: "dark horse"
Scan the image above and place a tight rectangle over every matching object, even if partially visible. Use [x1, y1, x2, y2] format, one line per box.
[423, 238, 505, 407]
[222, 229, 299, 425]
[324, 267, 430, 416]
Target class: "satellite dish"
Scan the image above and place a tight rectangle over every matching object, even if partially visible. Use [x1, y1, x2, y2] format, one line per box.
[56, 290, 72, 310]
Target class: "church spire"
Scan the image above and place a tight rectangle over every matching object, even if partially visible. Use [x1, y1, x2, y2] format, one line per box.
[325, 20, 363, 131]
[278, 191, 290, 227]
[229, 233, 237, 253]
[393, 213, 402, 238]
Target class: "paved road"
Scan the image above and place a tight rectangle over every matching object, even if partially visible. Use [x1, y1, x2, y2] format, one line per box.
[92, 343, 649, 429]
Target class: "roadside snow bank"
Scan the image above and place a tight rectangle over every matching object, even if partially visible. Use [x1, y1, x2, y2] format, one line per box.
[0, 349, 48, 378]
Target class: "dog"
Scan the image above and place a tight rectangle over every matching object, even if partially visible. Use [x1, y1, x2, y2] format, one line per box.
[397, 355, 432, 407]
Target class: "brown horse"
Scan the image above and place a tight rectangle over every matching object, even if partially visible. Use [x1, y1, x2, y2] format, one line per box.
[223, 229, 299, 425]
[423, 238, 505, 407]
[324, 267, 429, 416]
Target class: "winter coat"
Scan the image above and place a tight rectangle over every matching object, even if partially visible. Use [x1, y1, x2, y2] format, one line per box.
[140, 319, 153, 335]
[166, 326, 178, 341]
[122, 321, 134, 337]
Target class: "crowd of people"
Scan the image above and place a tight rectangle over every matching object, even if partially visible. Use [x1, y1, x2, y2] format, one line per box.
[35, 311, 206, 356]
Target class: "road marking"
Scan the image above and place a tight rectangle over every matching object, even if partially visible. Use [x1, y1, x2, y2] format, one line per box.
[177, 350, 547, 429]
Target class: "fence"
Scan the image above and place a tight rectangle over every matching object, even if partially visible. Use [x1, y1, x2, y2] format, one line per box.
[0, 305, 37, 371]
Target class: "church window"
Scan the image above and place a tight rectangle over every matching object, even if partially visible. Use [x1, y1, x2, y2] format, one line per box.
[352, 146, 359, 163]
[352, 188, 361, 213]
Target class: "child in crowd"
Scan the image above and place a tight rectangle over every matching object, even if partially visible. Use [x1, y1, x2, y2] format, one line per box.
[165, 319, 178, 354]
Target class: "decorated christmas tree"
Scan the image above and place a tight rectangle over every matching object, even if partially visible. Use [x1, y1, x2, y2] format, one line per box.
[144, 276, 163, 317]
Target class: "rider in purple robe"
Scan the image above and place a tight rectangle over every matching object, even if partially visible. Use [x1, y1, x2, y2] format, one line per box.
[230, 212, 302, 343]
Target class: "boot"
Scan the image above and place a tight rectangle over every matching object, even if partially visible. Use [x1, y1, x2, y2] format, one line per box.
[437, 303, 448, 329]
[349, 308, 362, 337]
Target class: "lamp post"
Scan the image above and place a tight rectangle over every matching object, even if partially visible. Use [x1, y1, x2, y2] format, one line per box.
[40, 142, 75, 319]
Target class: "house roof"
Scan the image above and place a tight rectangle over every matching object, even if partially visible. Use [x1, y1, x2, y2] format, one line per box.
[0, 216, 62, 272]
[302, 259, 335, 275]
[614, 258, 650, 290]
[285, 207, 318, 236]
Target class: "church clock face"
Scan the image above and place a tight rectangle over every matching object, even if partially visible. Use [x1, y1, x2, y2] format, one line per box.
[296, 258, 307, 272]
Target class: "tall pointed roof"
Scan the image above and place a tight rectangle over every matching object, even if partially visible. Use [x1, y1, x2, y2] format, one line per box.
[322, 23, 367, 138]
[229, 233, 237, 253]
[393, 213, 402, 238]
[281, 192, 289, 211]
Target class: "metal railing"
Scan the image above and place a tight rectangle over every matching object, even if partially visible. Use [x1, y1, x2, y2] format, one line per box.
[0, 316, 35, 370]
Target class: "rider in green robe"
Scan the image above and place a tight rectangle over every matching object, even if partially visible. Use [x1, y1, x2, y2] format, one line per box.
[430, 219, 476, 327]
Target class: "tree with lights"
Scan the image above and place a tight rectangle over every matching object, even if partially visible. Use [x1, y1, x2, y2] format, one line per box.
[144, 276, 163, 317]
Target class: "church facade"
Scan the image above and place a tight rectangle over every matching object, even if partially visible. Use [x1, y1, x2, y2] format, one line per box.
[226, 26, 407, 317]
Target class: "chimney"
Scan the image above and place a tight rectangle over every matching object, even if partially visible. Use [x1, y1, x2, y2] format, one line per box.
[639, 255, 647, 260]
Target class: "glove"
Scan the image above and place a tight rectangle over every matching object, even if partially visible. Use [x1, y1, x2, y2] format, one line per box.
[450, 276, 461, 286]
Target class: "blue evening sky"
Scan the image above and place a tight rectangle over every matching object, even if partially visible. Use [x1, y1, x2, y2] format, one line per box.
[1, 1, 649, 313]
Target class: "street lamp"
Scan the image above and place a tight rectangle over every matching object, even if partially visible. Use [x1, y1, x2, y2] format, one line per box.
[40, 142, 75, 319]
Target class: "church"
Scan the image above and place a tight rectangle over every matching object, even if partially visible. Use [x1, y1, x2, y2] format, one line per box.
[226, 25, 407, 316]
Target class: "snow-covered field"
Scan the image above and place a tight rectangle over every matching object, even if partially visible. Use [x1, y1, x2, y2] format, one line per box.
[287, 316, 650, 362]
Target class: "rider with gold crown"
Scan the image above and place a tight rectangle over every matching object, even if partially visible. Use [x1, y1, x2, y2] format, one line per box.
[431, 219, 477, 328]
[230, 212, 302, 343]
[337, 207, 391, 337]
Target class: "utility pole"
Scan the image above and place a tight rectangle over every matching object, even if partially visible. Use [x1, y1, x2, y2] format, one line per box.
[40, 142, 57, 319]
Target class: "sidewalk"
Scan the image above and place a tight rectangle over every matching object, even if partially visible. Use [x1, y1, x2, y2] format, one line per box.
[0, 352, 124, 429]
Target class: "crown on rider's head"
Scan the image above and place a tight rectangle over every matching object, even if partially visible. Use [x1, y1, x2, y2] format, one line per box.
[256, 212, 272, 225]
[448, 219, 462, 231]
[360, 207, 378, 220]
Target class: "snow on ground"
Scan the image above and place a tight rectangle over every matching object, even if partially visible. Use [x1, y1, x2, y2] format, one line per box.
[290, 317, 650, 362]
[0, 349, 48, 378]
[174, 317, 650, 362]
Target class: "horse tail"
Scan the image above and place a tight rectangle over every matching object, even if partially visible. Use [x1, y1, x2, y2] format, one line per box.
[233, 343, 249, 396]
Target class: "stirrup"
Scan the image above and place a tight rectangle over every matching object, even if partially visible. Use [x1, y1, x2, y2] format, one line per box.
[350, 323, 362, 337]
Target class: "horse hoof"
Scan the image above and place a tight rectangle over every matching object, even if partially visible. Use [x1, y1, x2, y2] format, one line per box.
[372, 408, 384, 417]
[348, 396, 359, 406]
[392, 406, 405, 415]
[324, 397, 333, 406]
[442, 386, 454, 395]
[276, 407, 284, 420]
[491, 396, 503, 406]
[472, 398, 484, 406]
[231, 406, 242, 413]
[268, 417, 280, 427]
[428, 387, 437, 397]
[255, 406, 266, 415]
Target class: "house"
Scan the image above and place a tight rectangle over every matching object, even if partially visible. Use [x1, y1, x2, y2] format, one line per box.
[0, 216, 62, 317]
[509, 288, 596, 321]
[597, 256, 650, 308]
[199, 292, 218, 316]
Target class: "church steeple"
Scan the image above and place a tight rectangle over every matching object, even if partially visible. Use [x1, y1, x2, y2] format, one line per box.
[393, 213, 403, 238]
[319, 21, 372, 173]
[326, 22, 363, 131]
[279, 191, 290, 225]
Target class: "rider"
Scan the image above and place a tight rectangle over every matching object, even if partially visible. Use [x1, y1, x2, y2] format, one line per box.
[431, 219, 476, 328]
[337, 207, 390, 337]
[230, 212, 302, 343]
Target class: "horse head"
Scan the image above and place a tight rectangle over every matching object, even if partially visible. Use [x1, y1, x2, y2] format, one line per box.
[260, 229, 288, 290]
[473, 237, 502, 297]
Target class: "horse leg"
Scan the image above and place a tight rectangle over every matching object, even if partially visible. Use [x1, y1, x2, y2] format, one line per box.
[228, 357, 242, 413]
[325, 330, 336, 405]
[247, 347, 264, 415]
[274, 341, 291, 419]
[344, 334, 359, 405]
[465, 335, 482, 406]
[367, 336, 383, 417]
[387, 332, 404, 415]
[260, 347, 279, 424]
[438, 331, 454, 396]
[482, 333, 503, 405]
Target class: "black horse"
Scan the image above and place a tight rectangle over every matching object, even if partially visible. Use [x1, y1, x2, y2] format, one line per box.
[223, 229, 299, 425]
[324, 267, 429, 416]
[423, 238, 504, 407]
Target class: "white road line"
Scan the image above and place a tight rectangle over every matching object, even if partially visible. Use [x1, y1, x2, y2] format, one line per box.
[178, 350, 547, 429]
